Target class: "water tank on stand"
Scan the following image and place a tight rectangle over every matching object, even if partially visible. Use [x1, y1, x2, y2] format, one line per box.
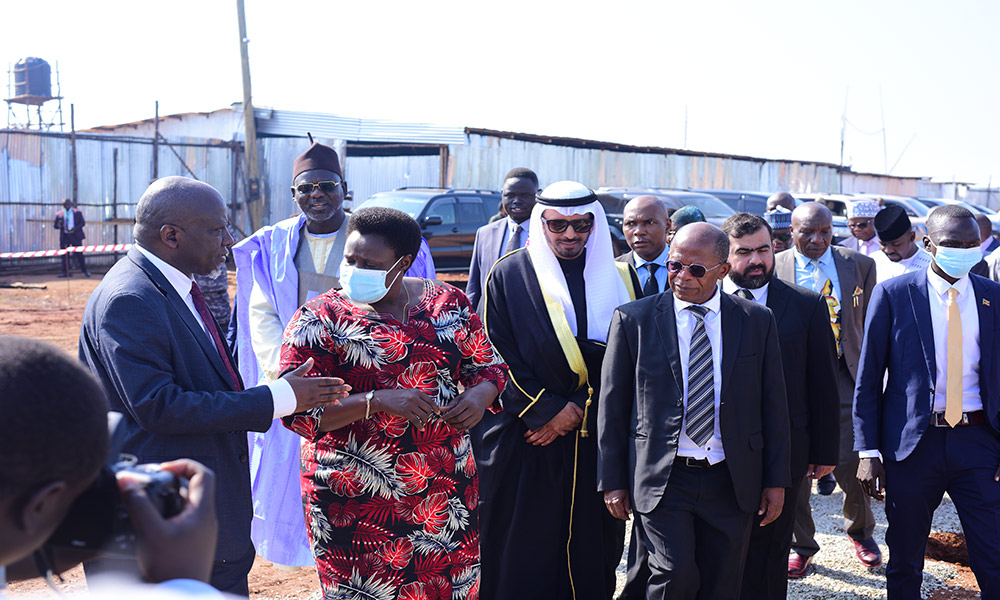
[13, 57, 52, 99]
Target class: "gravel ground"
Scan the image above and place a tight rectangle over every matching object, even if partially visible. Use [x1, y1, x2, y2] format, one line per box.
[613, 479, 970, 599]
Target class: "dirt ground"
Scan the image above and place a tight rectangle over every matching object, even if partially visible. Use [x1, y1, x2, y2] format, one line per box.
[0, 268, 978, 598]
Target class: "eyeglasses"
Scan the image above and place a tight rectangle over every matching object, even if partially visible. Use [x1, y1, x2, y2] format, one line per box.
[666, 260, 726, 278]
[293, 180, 342, 195]
[541, 217, 594, 234]
[773, 231, 792, 243]
[848, 220, 873, 229]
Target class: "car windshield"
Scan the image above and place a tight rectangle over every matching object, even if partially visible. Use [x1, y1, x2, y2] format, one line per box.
[976, 205, 998, 215]
[885, 199, 929, 217]
[681, 196, 736, 218]
[357, 194, 429, 219]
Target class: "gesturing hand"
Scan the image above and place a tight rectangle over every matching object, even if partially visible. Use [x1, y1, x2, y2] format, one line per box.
[119, 459, 217, 583]
[857, 457, 886, 501]
[284, 357, 352, 413]
[603, 489, 631, 521]
[372, 388, 440, 430]
[524, 402, 583, 446]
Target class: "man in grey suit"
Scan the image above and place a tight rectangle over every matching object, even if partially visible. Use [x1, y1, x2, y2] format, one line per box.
[466, 167, 538, 311]
[79, 177, 349, 595]
[599, 223, 790, 600]
[776, 202, 880, 577]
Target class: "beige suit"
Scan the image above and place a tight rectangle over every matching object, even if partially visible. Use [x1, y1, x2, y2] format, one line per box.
[775, 245, 878, 556]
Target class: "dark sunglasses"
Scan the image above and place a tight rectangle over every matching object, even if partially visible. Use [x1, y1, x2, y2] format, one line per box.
[773, 231, 792, 243]
[293, 180, 342, 195]
[848, 220, 873, 229]
[666, 260, 725, 278]
[541, 217, 594, 234]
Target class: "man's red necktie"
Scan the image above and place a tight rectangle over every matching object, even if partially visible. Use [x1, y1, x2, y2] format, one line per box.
[190, 281, 243, 391]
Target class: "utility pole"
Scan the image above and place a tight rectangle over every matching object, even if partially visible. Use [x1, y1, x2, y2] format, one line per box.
[153, 100, 159, 180]
[237, 0, 263, 232]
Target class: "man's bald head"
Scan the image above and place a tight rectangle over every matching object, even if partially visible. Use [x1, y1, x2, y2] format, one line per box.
[133, 177, 233, 277]
[671, 222, 730, 264]
[668, 222, 731, 304]
[766, 192, 796, 212]
[974, 213, 993, 243]
[624, 195, 667, 218]
[790, 202, 833, 259]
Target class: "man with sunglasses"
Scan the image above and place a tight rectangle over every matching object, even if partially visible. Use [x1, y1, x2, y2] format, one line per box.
[232, 139, 350, 568]
[764, 206, 793, 253]
[839, 199, 882, 257]
[479, 181, 637, 600]
[776, 202, 879, 578]
[720, 213, 840, 600]
[599, 221, 790, 600]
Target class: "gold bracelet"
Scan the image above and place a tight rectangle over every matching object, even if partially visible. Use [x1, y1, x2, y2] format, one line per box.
[365, 390, 374, 419]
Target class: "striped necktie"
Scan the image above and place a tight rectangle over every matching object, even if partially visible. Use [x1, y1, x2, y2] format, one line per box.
[685, 304, 715, 446]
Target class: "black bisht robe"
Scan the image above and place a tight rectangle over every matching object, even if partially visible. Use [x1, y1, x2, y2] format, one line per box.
[475, 248, 626, 600]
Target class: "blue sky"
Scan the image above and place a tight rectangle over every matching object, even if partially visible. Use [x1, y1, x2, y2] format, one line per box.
[3, 0, 997, 185]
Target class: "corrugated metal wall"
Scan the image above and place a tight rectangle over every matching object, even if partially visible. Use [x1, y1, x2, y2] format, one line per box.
[1, 130, 239, 259]
[345, 155, 441, 207]
[450, 134, 940, 197]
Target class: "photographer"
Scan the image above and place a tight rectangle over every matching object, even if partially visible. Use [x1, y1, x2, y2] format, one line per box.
[0, 336, 217, 593]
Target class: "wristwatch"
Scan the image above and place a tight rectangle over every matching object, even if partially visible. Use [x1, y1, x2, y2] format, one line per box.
[365, 390, 375, 419]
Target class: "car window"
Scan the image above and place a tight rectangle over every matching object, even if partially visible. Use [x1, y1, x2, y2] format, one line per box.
[883, 199, 918, 217]
[360, 194, 428, 219]
[456, 196, 487, 223]
[427, 198, 457, 225]
[826, 201, 848, 218]
[685, 196, 736, 218]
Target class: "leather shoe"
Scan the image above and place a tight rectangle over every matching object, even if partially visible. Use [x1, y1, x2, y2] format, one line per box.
[851, 536, 882, 568]
[787, 552, 812, 578]
[817, 473, 836, 495]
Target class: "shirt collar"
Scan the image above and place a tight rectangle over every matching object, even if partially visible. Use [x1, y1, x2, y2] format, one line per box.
[926, 263, 971, 299]
[722, 276, 769, 300]
[981, 238, 993, 255]
[794, 246, 833, 269]
[135, 243, 195, 300]
[674, 286, 722, 316]
[634, 245, 670, 268]
[507, 217, 529, 234]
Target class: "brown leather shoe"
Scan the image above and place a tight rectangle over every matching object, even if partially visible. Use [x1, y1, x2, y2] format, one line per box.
[787, 552, 812, 578]
[851, 536, 882, 568]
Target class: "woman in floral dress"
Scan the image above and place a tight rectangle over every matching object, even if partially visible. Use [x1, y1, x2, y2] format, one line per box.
[279, 207, 508, 600]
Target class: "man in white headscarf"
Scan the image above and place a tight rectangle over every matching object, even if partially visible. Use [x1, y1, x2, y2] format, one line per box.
[477, 181, 638, 600]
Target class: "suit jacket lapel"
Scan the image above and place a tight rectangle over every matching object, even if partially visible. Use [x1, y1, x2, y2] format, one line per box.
[129, 249, 235, 390]
[654, 292, 684, 394]
[719, 294, 742, 399]
[774, 250, 795, 284]
[765, 277, 791, 324]
[973, 276, 994, 405]
[908, 270, 937, 387]
[489, 220, 506, 260]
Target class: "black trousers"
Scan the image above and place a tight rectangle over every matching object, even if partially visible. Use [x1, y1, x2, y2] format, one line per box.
[740, 473, 808, 599]
[639, 460, 753, 600]
[883, 424, 1000, 600]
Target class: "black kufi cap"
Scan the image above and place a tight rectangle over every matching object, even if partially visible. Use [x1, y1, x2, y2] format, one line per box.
[874, 204, 912, 241]
[536, 181, 597, 207]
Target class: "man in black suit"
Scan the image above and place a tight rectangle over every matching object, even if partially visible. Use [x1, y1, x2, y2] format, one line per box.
[615, 195, 672, 297]
[54, 198, 90, 278]
[466, 167, 538, 311]
[598, 222, 791, 600]
[721, 213, 840, 600]
[79, 176, 349, 595]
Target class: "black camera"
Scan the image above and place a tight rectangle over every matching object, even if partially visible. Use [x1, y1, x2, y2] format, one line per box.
[44, 413, 188, 556]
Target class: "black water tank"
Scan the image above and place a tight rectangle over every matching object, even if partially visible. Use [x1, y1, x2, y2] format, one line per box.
[13, 57, 51, 98]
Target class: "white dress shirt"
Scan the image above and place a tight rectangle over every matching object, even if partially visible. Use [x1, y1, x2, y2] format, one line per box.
[134, 244, 296, 420]
[722, 277, 769, 305]
[64, 208, 75, 231]
[674, 288, 725, 464]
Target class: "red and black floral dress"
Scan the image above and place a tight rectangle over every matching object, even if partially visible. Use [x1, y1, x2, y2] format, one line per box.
[279, 280, 508, 600]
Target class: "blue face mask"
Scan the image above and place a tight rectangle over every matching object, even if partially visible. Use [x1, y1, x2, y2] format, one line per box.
[340, 256, 404, 303]
[931, 244, 981, 279]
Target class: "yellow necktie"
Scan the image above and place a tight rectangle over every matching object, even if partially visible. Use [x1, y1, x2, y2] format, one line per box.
[945, 288, 962, 427]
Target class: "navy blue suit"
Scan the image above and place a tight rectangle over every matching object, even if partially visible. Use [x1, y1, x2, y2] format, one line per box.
[854, 269, 1000, 598]
[79, 248, 274, 594]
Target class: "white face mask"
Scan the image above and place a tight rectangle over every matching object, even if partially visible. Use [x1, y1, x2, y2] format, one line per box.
[339, 256, 404, 303]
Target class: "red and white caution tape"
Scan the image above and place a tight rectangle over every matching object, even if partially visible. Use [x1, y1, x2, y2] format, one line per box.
[0, 244, 131, 259]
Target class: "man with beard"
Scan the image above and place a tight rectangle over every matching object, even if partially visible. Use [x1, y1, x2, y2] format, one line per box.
[466, 167, 538, 312]
[232, 139, 350, 567]
[479, 181, 637, 600]
[79, 177, 349, 594]
[777, 202, 879, 577]
[599, 222, 790, 600]
[721, 213, 840, 600]
[870, 204, 933, 283]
